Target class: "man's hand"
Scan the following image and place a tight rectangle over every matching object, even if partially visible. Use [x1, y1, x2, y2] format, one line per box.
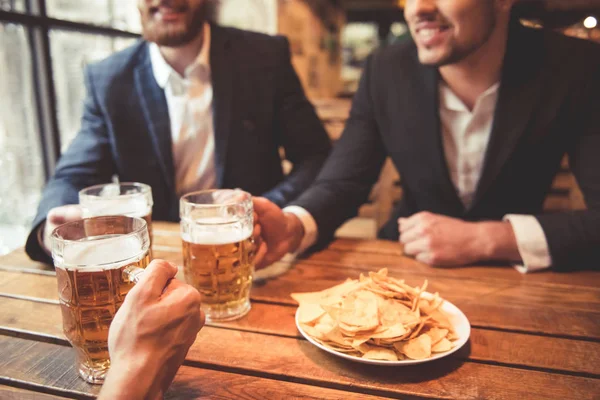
[252, 197, 305, 269]
[42, 205, 83, 252]
[399, 212, 521, 267]
[99, 260, 204, 400]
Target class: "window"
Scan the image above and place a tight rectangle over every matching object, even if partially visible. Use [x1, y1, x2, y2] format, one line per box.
[46, 0, 141, 33]
[0, 22, 43, 253]
[0, 0, 26, 13]
[0, 1, 139, 255]
[50, 30, 137, 148]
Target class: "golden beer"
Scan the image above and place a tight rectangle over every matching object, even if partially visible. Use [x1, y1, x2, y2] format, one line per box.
[180, 190, 255, 321]
[52, 216, 150, 384]
[182, 235, 254, 316]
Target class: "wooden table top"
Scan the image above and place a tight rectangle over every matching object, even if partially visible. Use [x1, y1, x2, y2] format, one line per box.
[1, 221, 599, 399]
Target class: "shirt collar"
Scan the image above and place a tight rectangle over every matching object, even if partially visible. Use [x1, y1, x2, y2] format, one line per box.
[439, 80, 500, 113]
[149, 23, 211, 89]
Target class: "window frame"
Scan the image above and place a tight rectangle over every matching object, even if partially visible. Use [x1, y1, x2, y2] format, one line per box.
[0, 0, 140, 180]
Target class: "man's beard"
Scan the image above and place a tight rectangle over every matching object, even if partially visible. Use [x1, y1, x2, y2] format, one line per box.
[141, 5, 207, 47]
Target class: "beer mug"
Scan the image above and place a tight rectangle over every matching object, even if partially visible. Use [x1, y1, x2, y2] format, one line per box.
[79, 182, 154, 244]
[51, 216, 151, 384]
[180, 189, 255, 322]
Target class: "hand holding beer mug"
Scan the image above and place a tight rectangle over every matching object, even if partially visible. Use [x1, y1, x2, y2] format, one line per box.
[79, 182, 154, 243]
[99, 260, 204, 400]
[180, 190, 255, 321]
[51, 216, 150, 384]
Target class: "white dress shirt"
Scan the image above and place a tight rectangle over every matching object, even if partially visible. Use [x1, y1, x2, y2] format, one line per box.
[149, 23, 216, 197]
[288, 81, 553, 273]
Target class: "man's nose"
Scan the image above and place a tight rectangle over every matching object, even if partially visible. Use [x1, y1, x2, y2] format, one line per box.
[405, 0, 438, 21]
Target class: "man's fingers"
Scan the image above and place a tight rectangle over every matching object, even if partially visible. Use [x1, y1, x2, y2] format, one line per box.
[254, 241, 268, 269]
[47, 205, 83, 225]
[253, 222, 261, 239]
[399, 225, 421, 244]
[398, 215, 420, 233]
[159, 275, 188, 296]
[415, 252, 434, 265]
[403, 237, 430, 256]
[137, 259, 178, 297]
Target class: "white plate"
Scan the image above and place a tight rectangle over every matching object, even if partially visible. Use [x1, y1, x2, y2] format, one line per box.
[295, 293, 471, 366]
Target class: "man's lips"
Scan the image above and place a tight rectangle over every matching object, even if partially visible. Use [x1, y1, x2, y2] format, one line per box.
[413, 22, 451, 47]
[151, 6, 187, 22]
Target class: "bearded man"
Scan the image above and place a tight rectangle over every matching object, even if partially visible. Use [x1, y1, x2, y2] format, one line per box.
[26, 0, 331, 263]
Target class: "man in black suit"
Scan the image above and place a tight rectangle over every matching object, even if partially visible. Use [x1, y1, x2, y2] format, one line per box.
[254, 0, 600, 272]
[26, 0, 331, 263]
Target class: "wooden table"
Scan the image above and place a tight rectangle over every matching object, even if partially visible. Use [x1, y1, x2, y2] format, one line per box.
[1, 222, 599, 399]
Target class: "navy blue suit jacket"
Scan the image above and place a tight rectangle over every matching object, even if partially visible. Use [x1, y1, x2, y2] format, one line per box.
[291, 22, 600, 271]
[27, 24, 331, 263]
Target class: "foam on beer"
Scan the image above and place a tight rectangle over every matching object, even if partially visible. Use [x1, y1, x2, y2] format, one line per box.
[81, 196, 151, 218]
[181, 217, 252, 245]
[59, 235, 145, 271]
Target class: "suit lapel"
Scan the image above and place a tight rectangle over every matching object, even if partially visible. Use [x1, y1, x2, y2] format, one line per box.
[397, 52, 465, 214]
[210, 24, 234, 188]
[471, 23, 544, 207]
[134, 46, 175, 195]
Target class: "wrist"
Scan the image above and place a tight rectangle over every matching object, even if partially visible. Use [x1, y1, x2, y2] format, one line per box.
[100, 354, 162, 400]
[476, 221, 520, 262]
[284, 212, 305, 254]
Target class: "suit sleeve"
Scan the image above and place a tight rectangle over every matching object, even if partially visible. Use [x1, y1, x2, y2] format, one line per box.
[289, 54, 387, 247]
[535, 57, 600, 271]
[260, 37, 332, 207]
[25, 66, 116, 263]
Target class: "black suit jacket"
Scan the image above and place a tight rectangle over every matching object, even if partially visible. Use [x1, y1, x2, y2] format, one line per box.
[27, 24, 331, 263]
[292, 22, 600, 271]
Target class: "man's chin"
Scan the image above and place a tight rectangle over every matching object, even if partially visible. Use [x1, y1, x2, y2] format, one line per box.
[418, 50, 460, 67]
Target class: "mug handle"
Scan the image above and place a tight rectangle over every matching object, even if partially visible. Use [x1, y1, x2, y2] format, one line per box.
[122, 266, 145, 284]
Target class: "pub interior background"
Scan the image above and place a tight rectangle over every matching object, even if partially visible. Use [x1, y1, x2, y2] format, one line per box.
[1, 0, 599, 255]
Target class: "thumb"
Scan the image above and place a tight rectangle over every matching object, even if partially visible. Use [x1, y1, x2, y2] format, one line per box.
[252, 197, 275, 216]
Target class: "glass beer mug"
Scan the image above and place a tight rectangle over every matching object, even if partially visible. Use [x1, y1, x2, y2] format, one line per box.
[180, 189, 255, 322]
[51, 216, 150, 384]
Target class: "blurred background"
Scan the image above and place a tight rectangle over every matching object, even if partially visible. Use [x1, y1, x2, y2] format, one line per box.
[0, 0, 599, 254]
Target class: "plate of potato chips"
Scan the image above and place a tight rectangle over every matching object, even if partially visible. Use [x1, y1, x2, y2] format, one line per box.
[293, 268, 470, 365]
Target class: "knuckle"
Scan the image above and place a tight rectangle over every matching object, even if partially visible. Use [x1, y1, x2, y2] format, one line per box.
[185, 286, 202, 304]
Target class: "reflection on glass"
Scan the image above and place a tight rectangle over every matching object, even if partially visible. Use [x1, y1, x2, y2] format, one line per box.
[49, 30, 137, 149]
[0, 23, 44, 254]
[46, 0, 141, 33]
[0, 0, 26, 13]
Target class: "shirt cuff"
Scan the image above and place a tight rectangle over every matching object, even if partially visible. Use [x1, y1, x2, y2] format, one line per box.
[282, 205, 318, 254]
[504, 214, 552, 274]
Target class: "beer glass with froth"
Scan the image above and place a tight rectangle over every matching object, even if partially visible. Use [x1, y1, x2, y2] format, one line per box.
[79, 182, 154, 244]
[51, 216, 150, 384]
[180, 189, 255, 322]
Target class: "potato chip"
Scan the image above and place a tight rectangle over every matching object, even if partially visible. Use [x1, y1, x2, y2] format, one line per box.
[396, 334, 432, 360]
[424, 327, 449, 346]
[362, 348, 398, 361]
[297, 303, 325, 324]
[432, 337, 453, 353]
[339, 291, 379, 330]
[370, 323, 407, 339]
[300, 323, 326, 340]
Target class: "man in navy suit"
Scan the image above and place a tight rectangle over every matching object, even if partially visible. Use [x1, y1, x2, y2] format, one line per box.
[26, 0, 331, 263]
